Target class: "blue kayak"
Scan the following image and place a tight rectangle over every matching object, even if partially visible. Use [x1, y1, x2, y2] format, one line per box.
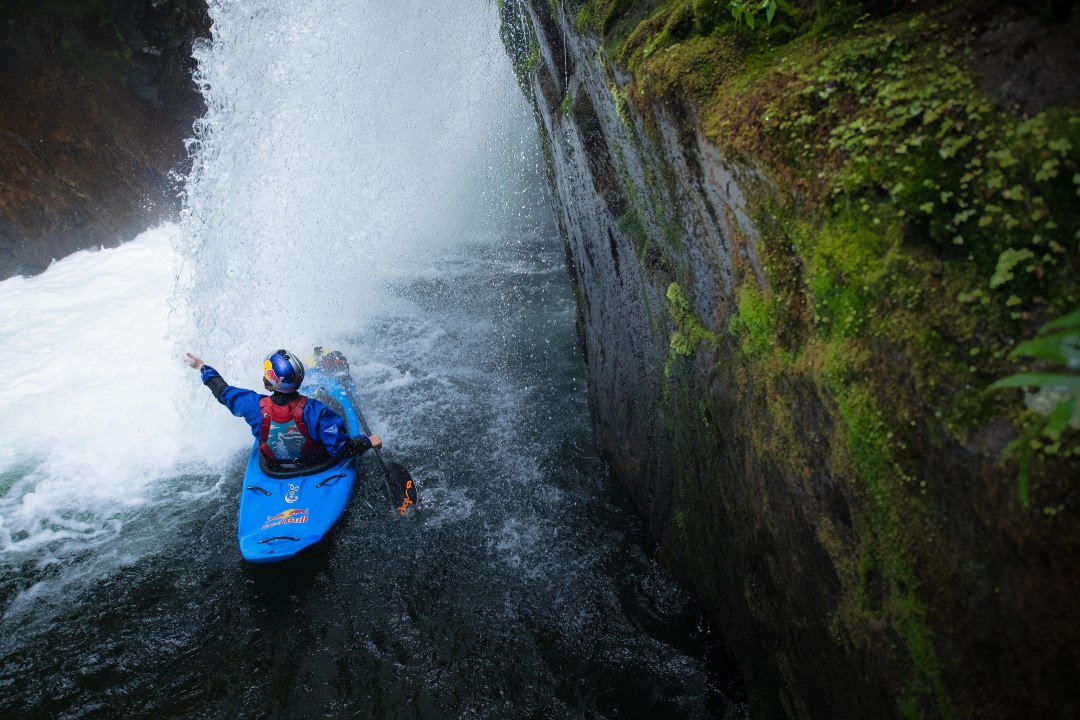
[237, 365, 364, 563]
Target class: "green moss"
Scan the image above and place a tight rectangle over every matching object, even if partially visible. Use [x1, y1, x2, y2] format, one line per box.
[804, 207, 894, 337]
[609, 75, 634, 129]
[666, 282, 718, 355]
[663, 282, 719, 403]
[730, 281, 781, 357]
[525, 42, 540, 72]
[616, 208, 648, 251]
[830, 377, 951, 718]
[704, 13, 1080, 459]
[501, 6, 542, 99]
[575, 3, 594, 32]
[665, 374, 724, 604]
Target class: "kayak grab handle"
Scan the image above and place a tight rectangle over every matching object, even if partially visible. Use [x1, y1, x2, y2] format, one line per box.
[246, 485, 272, 496]
[315, 472, 346, 488]
[258, 536, 299, 543]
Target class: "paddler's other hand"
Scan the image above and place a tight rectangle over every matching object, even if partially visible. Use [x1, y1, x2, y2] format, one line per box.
[185, 352, 205, 370]
[342, 435, 381, 457]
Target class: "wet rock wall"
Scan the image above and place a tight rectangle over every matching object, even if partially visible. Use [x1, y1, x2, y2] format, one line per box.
[0, 0, 209, 278]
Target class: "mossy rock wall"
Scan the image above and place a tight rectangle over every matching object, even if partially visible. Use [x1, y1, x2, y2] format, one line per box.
[501, 0, 1080, 717]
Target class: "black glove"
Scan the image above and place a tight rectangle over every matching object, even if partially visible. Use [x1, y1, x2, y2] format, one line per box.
[340, 436, 373, 458]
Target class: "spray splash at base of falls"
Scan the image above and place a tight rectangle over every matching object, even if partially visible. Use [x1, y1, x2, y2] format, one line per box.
[0, 1, 747, 716]
[0, 227, 210, 558]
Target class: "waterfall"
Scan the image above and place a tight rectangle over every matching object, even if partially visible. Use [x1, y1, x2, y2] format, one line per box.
[0, 0, 545, 563]
[178, 0, 545, 380]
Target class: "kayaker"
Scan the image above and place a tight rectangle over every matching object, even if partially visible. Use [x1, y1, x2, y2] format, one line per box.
[184, 349, 380, 464]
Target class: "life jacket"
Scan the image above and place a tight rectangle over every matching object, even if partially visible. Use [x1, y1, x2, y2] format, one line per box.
[258, 395, 322, 463]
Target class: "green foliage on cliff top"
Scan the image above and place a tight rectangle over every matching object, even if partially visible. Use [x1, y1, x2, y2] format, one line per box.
[586, 0, 1080, 501]
[724, 22, 1079, 501]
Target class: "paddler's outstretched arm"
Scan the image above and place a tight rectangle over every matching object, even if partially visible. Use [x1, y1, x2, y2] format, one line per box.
[184, 352, 262, 427]
[185, 352, 229, 400]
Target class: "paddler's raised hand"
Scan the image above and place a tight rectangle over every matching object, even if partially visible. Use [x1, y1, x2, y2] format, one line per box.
[369, 435, 382, 449]
[185, 352, 206, 370]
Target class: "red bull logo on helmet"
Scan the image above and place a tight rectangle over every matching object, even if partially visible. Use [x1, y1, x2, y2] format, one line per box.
[262, 507, 310, 530]
[264, 358, 282, 387]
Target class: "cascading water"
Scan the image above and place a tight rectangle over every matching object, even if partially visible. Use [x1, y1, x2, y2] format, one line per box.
[0, 1, 747, 716]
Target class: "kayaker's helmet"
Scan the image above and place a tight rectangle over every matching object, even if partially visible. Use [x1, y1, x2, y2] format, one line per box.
[263, 349, 305, 393]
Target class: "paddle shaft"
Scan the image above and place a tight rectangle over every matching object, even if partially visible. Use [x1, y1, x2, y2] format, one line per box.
[344, 383, 400, 504]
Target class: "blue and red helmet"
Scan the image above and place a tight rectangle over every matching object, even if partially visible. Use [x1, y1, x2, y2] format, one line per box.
[263, 349, 305, 393]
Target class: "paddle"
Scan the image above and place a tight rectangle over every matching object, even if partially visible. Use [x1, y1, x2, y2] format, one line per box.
[349, 386, 418, 517]
[311, 347, 418, 516]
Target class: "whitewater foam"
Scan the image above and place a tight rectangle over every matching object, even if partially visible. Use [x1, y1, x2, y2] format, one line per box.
[0, 225, 246, 556]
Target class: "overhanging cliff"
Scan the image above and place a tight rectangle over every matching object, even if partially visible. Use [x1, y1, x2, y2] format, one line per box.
[0, 0, 209, 278]
[500, 0, 1080, 717]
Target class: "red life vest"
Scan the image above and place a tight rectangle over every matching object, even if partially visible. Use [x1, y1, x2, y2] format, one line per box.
[258, 395, 321, 462]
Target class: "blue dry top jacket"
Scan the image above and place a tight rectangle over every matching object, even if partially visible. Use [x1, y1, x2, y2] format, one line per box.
[200, 365, 367, 457]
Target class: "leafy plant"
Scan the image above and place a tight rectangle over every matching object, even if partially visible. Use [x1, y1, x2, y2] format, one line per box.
[991, 306, 1080, 507]
[729, 0, 777, 29]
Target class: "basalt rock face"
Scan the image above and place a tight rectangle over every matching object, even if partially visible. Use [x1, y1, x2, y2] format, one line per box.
[501, 1, 1079, 718]
[501, 7, 872, 715]
[0, 1, 210, 279]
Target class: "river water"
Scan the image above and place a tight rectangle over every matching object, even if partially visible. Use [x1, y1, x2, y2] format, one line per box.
[0, 1, 746, 717]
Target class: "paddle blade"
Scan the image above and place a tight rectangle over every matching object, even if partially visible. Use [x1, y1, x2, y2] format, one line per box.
[388, 462, 418, 516]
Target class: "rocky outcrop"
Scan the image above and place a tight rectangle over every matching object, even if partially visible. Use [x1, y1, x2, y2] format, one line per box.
[501, 1, 1079, 717]
[0, 0, 209, 278]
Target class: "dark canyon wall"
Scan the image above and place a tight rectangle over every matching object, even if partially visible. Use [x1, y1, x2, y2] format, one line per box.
[500, 0, 1079, 717]
[0, 0, 209, 278]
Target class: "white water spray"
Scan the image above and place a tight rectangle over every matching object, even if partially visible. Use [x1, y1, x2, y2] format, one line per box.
[178, 0, 541, 369]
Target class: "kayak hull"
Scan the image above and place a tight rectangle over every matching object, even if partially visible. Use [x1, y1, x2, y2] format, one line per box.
[236, 368, 363, 563]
